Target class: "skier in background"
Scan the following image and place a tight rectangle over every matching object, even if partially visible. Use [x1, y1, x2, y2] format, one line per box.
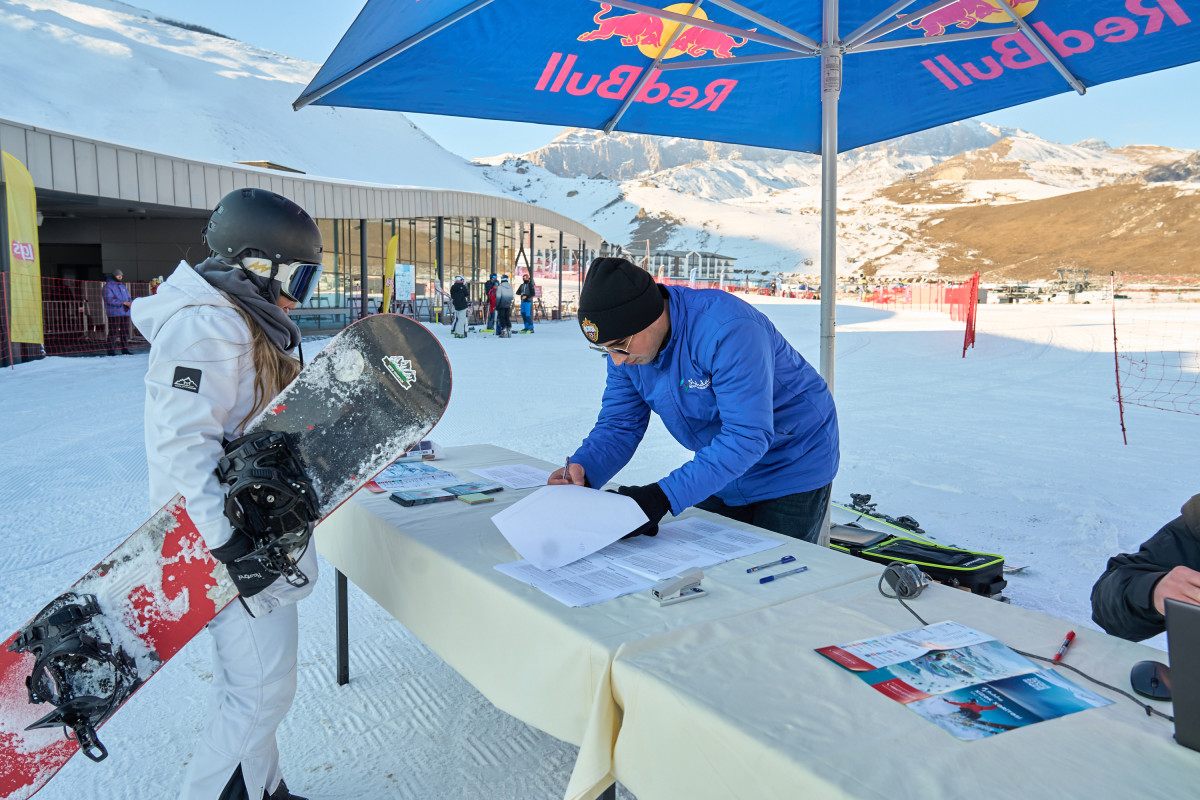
[131, 188, 322, 800]
[483, 273, 498, 332]
[517, 273, 536, 333]
[103, 269, 133, 355]
[450, 275, 470, 338]
[495, 274, 514, 337]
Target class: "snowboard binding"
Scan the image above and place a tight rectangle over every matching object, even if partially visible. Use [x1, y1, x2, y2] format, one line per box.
[217, 431, 321, 587]
[8, 592, 142, 762]
[847, 493, 925, 534]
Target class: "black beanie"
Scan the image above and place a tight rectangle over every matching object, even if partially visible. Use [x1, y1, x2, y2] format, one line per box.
[578, 258, 664, 344]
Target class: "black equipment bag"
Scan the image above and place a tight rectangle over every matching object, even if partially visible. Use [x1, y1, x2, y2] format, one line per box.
[830, 524, 1007, 599]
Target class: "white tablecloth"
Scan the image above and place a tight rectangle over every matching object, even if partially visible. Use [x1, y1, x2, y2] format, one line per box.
[608, 576, 1190, 799]
[316, 445, 885, 799]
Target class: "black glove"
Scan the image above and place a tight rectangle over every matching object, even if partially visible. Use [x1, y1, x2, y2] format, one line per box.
[613, 483, 672, 538]
[210, 530, 277, 599]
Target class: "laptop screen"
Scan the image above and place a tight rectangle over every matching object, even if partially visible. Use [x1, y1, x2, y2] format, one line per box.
[1166, 598, 1200, 752]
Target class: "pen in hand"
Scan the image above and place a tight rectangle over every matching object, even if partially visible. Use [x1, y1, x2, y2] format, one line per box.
[563, 456, 574, 486]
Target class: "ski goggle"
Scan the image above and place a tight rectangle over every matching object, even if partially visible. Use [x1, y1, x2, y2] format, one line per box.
[242, 257, 325, 305]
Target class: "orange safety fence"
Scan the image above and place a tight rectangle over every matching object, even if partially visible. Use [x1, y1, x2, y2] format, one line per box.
[861, 274, 980, 357]
[2, 274, 155, 366]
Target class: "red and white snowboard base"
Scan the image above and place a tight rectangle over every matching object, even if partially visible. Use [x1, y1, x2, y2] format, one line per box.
[0, 497, 235, 799]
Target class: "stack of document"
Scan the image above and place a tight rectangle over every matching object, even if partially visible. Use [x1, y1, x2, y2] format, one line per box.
[495, 517, 780, 607]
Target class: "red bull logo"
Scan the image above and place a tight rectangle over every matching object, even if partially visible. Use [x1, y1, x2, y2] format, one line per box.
[904, 0, 1035, 37]
[577, 3, 753, 60]
[536, 3, 748, 110]
[10, 240, 34, 261]
[920, 0, 1190, 89]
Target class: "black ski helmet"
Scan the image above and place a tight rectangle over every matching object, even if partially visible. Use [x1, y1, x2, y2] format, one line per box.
[204, 188, 323, 265]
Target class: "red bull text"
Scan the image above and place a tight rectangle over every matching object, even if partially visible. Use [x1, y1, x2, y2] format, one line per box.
[922, 0, 1191, 89]
[535, 53, 737, 111]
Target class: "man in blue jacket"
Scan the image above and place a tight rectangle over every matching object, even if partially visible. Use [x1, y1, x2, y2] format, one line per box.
[549, 257, 839, 543]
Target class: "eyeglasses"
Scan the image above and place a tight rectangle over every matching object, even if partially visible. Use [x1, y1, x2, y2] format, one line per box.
[588, 336, 633, 356]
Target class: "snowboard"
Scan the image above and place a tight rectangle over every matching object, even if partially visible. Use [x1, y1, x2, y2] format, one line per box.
[0, 313, 452, 800]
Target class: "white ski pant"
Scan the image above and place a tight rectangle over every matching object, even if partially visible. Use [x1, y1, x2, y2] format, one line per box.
[178, 597, 298, 799]
[452, 308, 469, 336]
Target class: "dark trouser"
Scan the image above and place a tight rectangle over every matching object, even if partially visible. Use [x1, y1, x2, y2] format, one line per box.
[107, 316, 129, 353]
[695, 483, 832, 544]
[496, 306, 511, 334]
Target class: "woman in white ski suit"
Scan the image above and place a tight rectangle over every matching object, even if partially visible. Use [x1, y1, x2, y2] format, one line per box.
[132, 257, 316, 800]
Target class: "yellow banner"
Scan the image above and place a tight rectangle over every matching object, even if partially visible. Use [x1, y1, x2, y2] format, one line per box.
[382, 234, 398, 314]
[3, 152, 43, 345]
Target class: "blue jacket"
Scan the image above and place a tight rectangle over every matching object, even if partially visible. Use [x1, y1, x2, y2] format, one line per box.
[572, 285, 839, 514]
[104, 278, 132, 317]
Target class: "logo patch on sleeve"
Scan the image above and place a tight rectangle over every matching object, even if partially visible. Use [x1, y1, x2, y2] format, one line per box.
[172, 366, 202, 393]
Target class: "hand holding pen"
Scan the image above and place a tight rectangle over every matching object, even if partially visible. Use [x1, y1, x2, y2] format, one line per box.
[549, 456, 586, 486]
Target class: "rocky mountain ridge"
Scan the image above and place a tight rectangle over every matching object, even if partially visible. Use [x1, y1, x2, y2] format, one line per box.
[477, 122, 1200, 282]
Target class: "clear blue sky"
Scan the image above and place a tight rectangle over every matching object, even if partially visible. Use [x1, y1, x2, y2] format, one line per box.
[133, 0, 1200, 158]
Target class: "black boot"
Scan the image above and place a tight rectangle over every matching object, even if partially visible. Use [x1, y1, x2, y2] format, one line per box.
[264, 779, 308, 800]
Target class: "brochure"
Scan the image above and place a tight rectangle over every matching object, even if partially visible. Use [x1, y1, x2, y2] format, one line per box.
[817, 621, 1112, 739]
[373, 461, 462, 491]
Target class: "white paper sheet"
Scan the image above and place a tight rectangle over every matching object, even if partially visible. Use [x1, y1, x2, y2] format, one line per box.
[469, 463, 553, 490]
[490, 484, 648, 570]
[593, 517, 779, 580]
[494, 556, 657, 607]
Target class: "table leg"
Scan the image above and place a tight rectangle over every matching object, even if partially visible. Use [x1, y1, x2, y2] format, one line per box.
[336, 568, 350, 685]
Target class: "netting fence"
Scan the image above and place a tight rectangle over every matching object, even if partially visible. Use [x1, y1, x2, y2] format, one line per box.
[1111, 273, 1200, 438]
[2, 274, 158, 365]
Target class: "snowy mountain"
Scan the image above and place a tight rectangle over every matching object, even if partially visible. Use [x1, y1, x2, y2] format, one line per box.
[0, 0, 497, 193]
[478, 124, 1200, 282]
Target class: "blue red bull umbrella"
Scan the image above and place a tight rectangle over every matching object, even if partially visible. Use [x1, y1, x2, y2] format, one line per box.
[296, 0, 1200, 386]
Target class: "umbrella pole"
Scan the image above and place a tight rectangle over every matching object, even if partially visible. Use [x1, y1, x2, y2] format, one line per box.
[819, 4, 840, 395]
[818, 0, 842, 548]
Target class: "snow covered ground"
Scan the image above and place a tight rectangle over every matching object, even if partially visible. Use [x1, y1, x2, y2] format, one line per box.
[1, 299, 1197, 798]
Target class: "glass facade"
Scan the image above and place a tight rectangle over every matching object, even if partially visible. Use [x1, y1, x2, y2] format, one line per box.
[309, 216, 590, 318]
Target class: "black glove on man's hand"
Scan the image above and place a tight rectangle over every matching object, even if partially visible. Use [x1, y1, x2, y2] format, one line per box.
[614, 483, 672, 538]
[210, 530, 277, 599]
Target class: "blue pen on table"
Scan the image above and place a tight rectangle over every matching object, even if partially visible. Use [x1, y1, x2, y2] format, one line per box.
[759, 565, 809, 584]
[746, 554, 796, 573]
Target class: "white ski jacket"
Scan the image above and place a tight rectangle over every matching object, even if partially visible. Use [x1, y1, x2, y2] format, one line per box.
[132, 261, 258, 551]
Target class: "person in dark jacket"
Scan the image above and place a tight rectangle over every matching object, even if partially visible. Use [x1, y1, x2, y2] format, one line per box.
[517, 274, 536, 332]
[1092, 494, 1200, 641]
[483, 273, 498, 331]
[548, 257, 839, 543]
[449, 275, 470, 338]
[103, 269, 133, 355]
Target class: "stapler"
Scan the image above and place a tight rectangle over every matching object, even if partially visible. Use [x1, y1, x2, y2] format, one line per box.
[652, 567, 706, 606]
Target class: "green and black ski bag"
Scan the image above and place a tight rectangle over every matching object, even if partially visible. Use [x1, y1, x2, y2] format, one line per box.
[830, 524, 1007, 599]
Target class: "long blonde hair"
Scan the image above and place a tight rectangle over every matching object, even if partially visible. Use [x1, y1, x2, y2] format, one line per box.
[232, 305, 301, 431]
